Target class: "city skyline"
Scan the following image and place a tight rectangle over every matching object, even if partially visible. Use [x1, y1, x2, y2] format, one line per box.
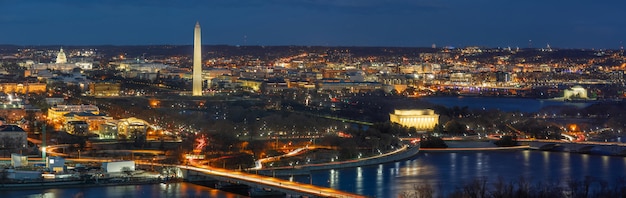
[0, 0, 625, 49]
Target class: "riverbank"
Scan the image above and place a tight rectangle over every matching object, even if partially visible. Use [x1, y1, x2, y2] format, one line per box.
[0, 178, 178, 191]
[294, 149, 626, 198]
[0, 182, 243, 198]
[256, 144, 420, 176]
[420, 145, 529, 152]
[421, 96, 595, 112]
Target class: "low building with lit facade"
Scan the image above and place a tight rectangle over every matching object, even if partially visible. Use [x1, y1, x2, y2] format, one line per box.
[316, 82, 384, 93]
[64, 120, 89, 135]
[202, 68, 232, 85]
[88, 82, 121, 97]
[117, 117, 148, 139]
[449, 72, 472, 85]
[47, 105, 100, 129]
[41, 72, 91, 93]
[45, 97, 65, 106]
[389, 109, 439, 131]
[71, 112, 111, 131]
[563, 85, 589, 100]
[11, 153, 28, 167]
[97, 117, 148, 140]
[0, 83, 46, 94]
[98, 121, 119, 139]
[46, 156, 66, 173]
[238, 78, 264, 92]
[0, 95, 43, 128]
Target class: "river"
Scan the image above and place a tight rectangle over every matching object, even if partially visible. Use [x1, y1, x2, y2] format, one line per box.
[4, 151, 625, 198]
[288, 150, 626, 197]
[0, 182, 245, 198]
[420, 96, 594, 112]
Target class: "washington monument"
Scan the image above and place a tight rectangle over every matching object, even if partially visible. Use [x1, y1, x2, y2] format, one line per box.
[192, 22, 202, 96]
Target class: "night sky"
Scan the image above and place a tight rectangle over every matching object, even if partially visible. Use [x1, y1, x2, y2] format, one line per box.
[1, 0, 625, 49]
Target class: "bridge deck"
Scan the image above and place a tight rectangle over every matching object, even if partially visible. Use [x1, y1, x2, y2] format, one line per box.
[176, 164, 366, 198]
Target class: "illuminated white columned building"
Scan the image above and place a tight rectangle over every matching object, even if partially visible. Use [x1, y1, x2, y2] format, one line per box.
[389, 109, 439, 131]
[563, 85, 588, 100]
[192, 22, 202, 96]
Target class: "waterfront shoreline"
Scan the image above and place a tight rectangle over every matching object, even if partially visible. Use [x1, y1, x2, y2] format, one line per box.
[420, 145, 529, 152]
[256, 144, 420, 176]
[0, 179, 178, 191]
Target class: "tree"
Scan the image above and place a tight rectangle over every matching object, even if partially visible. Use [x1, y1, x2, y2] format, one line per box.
[494, 135, 518, 147]
[132, 129, 146, 148]
[433, 124, 444, 134]
[420, 136, 448, 148]
[338, 140, 359, 160]
[247, 140, 267, 159]
[121, 167, 133, 175]
[444, 120, 466, 135]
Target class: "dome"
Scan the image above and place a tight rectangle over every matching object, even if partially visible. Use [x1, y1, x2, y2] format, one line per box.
[56, 48, 67, 64]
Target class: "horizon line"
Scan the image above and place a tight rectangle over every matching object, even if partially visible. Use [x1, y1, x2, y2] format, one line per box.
[0, 44, 622, 50]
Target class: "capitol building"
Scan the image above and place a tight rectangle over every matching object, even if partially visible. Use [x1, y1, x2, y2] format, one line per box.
[31, 48, 93, 72]
[389, 109, 439, 131]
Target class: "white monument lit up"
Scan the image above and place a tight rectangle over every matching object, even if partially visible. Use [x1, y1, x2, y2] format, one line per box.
[192, 22, 203, 96]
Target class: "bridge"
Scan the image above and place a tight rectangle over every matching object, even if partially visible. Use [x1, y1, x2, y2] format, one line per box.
[41, 143, 365, 198]
[520, 140, 626, 155]
[140, 161, 366, 198]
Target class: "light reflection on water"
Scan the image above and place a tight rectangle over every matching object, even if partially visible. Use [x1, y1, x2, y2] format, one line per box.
[421, 96, 593, 112]
[299, 150, 626, 197]
[0, 183, 244, 198]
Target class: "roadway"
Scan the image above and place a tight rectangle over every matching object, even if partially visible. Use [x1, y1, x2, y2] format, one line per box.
[172, 160, 366, 198]
[518, 139, 626, 146]
[37, 141, 365, 197]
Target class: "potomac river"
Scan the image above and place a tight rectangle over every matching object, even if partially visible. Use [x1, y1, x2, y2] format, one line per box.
[293, 150, 626, 197]
[5, 151, 624, 198]
[420, 96, 595, 112]
[0, 182, 244, 198]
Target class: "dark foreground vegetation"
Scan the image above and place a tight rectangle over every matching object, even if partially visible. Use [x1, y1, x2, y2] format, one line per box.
[401, 176, 626, 198]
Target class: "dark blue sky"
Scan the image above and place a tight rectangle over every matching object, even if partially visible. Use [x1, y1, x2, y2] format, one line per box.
[1, 0, 624, 49]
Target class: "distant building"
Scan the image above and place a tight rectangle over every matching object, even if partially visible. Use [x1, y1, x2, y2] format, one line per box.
[31, 48, 93, 72]
[449, 72, 472, 85]
[98, 122, 118, 139]
[117, 117, 148, 139]
[102, 161, 135, 173]
[46, 156, 66, 173]
[563, 86, 589, 100]
[45, 97, 65, 106]
[41, 72, 92, 92]
[609, 71, 624, 82]
[0, 83, 46, 94]
[64, 120, 89, 135]
[495, 72, 511, 83]
[6, 169, 41, 180]
[0, 125, 28, 150]
[88, 82, 121, 97]
[389, 109, 439, 131]
[11, 153, 28, 167]
[69, 112, 111, 132]
[56, 48, 68, 64]
[48, 105, 100, 129]
[238, 78, 264, 92]
[96, 117, 149, 140]
[316, 82, 384, 93]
